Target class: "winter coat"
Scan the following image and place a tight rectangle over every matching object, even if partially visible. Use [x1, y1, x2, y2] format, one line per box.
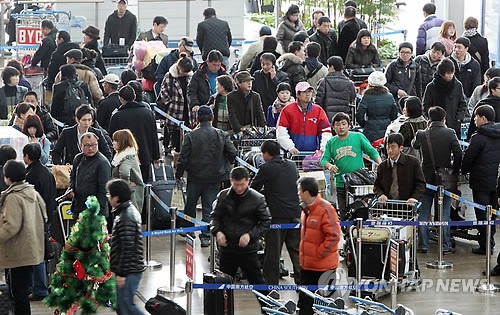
[251, 156, 300, 219]
[109, 101, 160, 167]
[466, 33, 490, 76]
[196, 16, 232, 59]
[309, 29, 338, 65]
[157, 64, 193, 128]
[385, 58, 422, 100]
[356, 90, 399, 143]
[96, 92, 121, 132]
[374, 153, 426, 200]
[0, 85, 28, 119]
[31, 28, 57, 69]
[205, 94, 229, 131]
[315, 71, 356, 121]
[399, 116, 428, 147]
[449, 53, 481, 98]
[305, 64, 328, 97]
[83, 40, 107, 76]
[50, 79, 92, 126]
[466, 95, 500, 139]
[468, 85, 489, 116]
[239, 37, 284, 70]
[249, 50, 281, 75]
[252, 68, 289, 109]
[300, 196, 341, 271]
[155, 49, 198, 83]
[187, 62, 226, 108]
[227, 88, 266, 133]
[338, 17, 368, 33]
[277, 53, 306, 96]
[0, 181, 46, 268]
[136, 29, 169, 47]
[26, 160, 57, 224]
[70, 151, 111, 217]
[462, 122, 500, 191]
[211, 187, 271, 253]
[345, 42, 381, 68]
[110, 200, 146, 277]
[423, 75, 467, 135]
[103, 10, 137, 47]
[176, 122, 237, 183]
[112, 151, 145, 211]
[51, 125, 112, 165]
[412, 122, 462, 184]
[415, 51, 441, 94]
[336, 18, 360, 62]
[46, 41, 81, 87]
[55, 63, 104, 105]
[36, 105, 58, 142]
[416, 15, 444, 55]
[276, 18, 305, 53]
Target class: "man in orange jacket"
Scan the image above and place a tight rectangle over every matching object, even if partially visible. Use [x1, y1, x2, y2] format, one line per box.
[297, 177, 341, 315]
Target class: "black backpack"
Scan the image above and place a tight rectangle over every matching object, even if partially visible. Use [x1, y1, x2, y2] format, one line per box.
[63, 81, 87, 120]
[141, 55, 158, 81]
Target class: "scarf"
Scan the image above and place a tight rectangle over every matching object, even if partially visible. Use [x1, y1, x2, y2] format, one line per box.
[432, 73, 455, 96]
[318, 31, 332, 48]
[463, 28, 478, 37]
[111, 146, 140, 167]
[438, 37, 455, 56]
[304, 57, 321, 73]
[272, 96, 295, 114]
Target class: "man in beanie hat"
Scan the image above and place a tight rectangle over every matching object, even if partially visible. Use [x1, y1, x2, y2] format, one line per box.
[176, 105, 237, 247]
[32, 19, 58, 71]
[103, 0, 137, 47]
[385, 42, 422, 102]
[82, 25, 107, 75]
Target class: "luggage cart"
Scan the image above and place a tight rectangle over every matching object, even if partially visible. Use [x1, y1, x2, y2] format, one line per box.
[253, 290, 297, 314]
[298, 287, 349, 315]
[349, 296, 414, 315]
[237, 126, 276, 156]
[290, 152, 328, 196]
[435, 309, 463, 315]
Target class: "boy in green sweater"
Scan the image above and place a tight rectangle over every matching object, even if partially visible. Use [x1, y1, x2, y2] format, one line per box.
[320, 112, 382, 218]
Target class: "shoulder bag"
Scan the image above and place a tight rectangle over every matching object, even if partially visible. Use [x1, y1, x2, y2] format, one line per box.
[424, 130, 458, 192]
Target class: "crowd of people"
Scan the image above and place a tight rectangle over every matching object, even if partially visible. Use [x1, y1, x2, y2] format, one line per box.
[0, 0, 499, 314]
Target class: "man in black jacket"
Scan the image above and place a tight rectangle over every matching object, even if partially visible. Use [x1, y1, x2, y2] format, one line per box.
[252, 53, 289, 110]
[336, 6, 360, 62]
[211, 166, 271, 310]
[46, 31, 80, 89]
[69, 132, 111, 218]
[462, 105, 500, 255]
[251, 140, 301, 285]
[449, 37, 481, 102]
[385, 42, 422, 102]
[108, 179, 145, 315]
[96, 73, 121, 131]
[23, 91, 58, 142]
[176, 106, 237, 246]
[196, 7, 232, 65]
[23, 143, 57, 300]
[309, 16, 337, 66]
[31, 20, 57, 71]
[103, 0, 137, 47]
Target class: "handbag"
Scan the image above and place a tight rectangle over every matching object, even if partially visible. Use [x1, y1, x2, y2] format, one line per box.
[51, 164, 72, 189]
[424, 130, 458, 192]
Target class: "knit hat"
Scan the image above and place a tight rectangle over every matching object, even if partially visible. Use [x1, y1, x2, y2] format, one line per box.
[259, 26, 272, 37]
[398, 42, 413, 52]
[82, 26, 100, 40]
[64, 49, 83, 60]
[368, 71, 387, 87]
[276, 82, 292, 93]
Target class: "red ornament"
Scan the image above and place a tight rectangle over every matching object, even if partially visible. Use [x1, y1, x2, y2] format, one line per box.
[63, 283, 68, 288]
[73, 259, 85, 280]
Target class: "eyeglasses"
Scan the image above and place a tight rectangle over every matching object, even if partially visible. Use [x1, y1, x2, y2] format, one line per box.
[83, 143, 98, 148]
[400, 51, 412, 56]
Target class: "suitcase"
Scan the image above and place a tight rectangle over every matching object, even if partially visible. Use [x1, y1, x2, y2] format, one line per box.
[0, 281, 12, 314]
[151, 162, 176, 229]
[102, 44, 129, 57]
[203, 269, 234, 315]
[145, 294, 186, 315]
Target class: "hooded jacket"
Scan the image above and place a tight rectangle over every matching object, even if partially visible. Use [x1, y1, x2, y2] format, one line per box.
[155, 49, 198, 83]
[0, 181, 47, 268]
[187, 62, 227, 108]
[462, 122, 500, 191]
[315, 71, 356, 121]
[277, 53, 306, 96]
[449, 53, 481, 98]
[415, 50, 442, 93]
[103, 10, 137, 47]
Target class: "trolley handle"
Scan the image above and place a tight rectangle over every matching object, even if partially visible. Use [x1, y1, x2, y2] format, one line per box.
[349, 296, 395, 314]
[378, 199, 422, 209]
[313, 304, 351, 315]
[251, 290, 283, 308]
[261, 307, 289, 315]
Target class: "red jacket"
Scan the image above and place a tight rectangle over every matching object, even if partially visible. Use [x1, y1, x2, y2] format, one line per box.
[300, 196, 341, 271]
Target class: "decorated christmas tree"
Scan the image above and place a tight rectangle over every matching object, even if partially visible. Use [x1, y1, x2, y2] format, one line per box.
[44, 196, 116, 315]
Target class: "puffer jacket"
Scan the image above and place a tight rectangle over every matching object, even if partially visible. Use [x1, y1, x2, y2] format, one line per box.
[345, 42, 381, 68]
[356, 89, 399, 143]
[276, 18, 305, 53]
[211, 187, 271, 253]
[278, 53, 306, 96]
[0, 181, 47, 268]
[196, 16, 232, 59]
[55, 63, 104, 105]
[36, 105, 58, 142]
[415, 51, 441, 93]
[416, 15, 444, 55]
[187, 62, 227, 108]
[110, 200, 146, 277]
[175, 122, 237, 183]
[462, 122, 500, 191]
[300, 196, 341, 271]
[385, 58, 422, 100]
[315, 71, 356, 121]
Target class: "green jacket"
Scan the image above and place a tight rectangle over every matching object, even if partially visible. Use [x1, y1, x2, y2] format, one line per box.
[112, 154, 145, 211]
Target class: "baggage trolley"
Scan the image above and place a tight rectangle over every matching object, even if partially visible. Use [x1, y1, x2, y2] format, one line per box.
[297, 287, 349, 315]
[435, 309, 463, 315]
[237, 127, 276, 156]
[290, 152, 328, 196]
[253, 290, 297, 314]
[349, 296, 415, 315]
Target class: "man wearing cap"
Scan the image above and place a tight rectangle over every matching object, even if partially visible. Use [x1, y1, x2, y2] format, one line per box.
[136, 16, 169, 46]
[176, 105, 237, 247]
[31, 19, 58, 71]
[239, 26, 284, 71]
[155, 36, 198, 88]
[46, 31, 80, 90]
[196, 7, 232, 66]
[103, 0, 137, 48]
[277, 81, 332, 154]
[97, 74, 121, 131]
[54, 48, 103, 105]
[82, 25, 107, 76]
[227, 71, 266, 134]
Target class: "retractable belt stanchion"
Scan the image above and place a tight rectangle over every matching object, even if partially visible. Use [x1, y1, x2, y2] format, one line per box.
[145, 184, 162, 269]
[355, 218, 363, 298]
[158, 207, 185, 294]
[185, 280, 193, 315]
[476, 205, 500, 293]
[427, 185, 453, 269]
[210, 234, 216, 272]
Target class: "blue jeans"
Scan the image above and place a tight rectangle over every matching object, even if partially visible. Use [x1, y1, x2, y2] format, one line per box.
[32, 262, 48, 297]
[184, 181, 220, 239]
[418, 188, 452, 250]
[116, 272, 143, 315]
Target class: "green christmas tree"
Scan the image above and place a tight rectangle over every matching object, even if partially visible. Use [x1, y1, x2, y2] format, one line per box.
[44, 196, 116, 315]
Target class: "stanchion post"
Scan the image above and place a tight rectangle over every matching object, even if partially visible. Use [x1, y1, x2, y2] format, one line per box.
[426, 185, 453, 269]
[210, 233, 216, 272]
[391, 278, 397, 309]
[145, 184, 162, 270]
[476, 205, 500, 293]
[355, 218, 362, 298]
[185, 280, 193, 315]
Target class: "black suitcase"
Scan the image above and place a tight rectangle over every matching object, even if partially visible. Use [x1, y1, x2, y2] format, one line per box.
[203, 269, 234, 315]
[102, 44, 129, 57]
[151, 162, 176, 229]
[0, 281, 12, 314]
[145, 294, 186, 315]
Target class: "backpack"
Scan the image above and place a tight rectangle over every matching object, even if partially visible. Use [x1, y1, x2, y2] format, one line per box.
[63, 81, 87, 120]
[141, 55, 158, 81]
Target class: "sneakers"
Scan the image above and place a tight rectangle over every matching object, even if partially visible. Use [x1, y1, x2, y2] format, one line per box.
[200, 237, 211, 248]
[442, 248, 456, 255]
